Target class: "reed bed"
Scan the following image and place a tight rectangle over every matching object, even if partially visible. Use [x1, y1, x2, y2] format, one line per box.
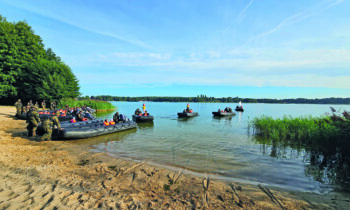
[59, 98, 115, 112]
[251, 108, 350, 183]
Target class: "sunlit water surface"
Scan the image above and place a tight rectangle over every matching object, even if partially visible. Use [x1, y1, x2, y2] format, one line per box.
[90, 102, 350, 193]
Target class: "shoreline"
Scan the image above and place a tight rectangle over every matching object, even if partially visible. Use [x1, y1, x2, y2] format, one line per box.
[0, 106, 346, 209]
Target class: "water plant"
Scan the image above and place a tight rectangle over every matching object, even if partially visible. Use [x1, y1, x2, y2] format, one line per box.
[251, 108, 350, 185]
[59, 98, 115, 112]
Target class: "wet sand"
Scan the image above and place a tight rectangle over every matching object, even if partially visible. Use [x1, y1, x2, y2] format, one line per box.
[0, 106, 347, 209]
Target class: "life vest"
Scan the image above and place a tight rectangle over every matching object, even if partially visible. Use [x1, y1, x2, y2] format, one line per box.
[143, 113, 148, 116]
[110, 121, 115, 125]
[138, 113, 142, 116]
[189, 110, 193, 113]
[70, 119, 76, 123]
[39, 112, 43, 114]
[104, 121, 109, 126]
[83, 118, 88, 121]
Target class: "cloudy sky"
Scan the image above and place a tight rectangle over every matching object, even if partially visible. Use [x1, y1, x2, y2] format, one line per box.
[1, 0, 349, 98]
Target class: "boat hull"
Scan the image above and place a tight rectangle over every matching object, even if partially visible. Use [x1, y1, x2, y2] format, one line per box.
[52, 121, 137, 140]
[132, 115, 154, 123]
[177, 112, 199, 118]
[212, 111, 236, 117]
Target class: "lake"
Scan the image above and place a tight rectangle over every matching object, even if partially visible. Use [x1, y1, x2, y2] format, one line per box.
[93, 102, 350, 193]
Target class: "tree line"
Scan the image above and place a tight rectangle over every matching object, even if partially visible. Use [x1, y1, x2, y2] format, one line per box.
[84, 95, 350, 104]
[0, 15, 80, 105]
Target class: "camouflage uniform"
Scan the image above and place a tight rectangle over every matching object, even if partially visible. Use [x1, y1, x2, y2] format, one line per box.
[22, 106, 27, 114]
[14, 100, 22, 115]
[40, 112, 61, 141]
[41, 101, 46, 110]
[26, 107, 41, 137]
[76, 111, 84, 121]
[50, 102, 54, 110]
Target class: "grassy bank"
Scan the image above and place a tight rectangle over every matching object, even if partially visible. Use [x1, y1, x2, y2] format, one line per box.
[251, 108, 350, 184]
[59, 98, 115, 112]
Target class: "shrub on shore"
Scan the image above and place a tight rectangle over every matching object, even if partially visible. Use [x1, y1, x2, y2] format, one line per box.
[59, 98, 115, 111]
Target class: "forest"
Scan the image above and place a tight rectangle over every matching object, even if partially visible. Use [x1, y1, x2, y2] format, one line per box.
[0, 15, 80, 105]
[86, 95, 350, 104]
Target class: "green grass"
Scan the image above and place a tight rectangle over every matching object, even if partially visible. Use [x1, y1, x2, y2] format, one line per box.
[251, 110, 350, 183]
[59, 98, 115, 111]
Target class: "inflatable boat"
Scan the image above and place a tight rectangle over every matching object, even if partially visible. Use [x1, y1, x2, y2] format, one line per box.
[212, 111, 236, 117]
[52, 121, 137, 140]
[177, 112, 198, 118]
[235, 106, 244, 112]
[132, 115, 154, 123]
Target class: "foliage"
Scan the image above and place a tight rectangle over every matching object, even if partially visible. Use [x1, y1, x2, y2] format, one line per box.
[251, 108, 350, 185]
[59, 98, 114, 111]
[0, 15, 80, 104]
[90, 95, 350, 104]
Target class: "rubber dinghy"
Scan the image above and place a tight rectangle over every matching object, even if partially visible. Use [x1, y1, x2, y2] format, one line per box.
[16, 113, 74, 121]
[132, 115, 154, 123]
[212, 111, 236, 117]
[177, 112, 199, 118]
[235, 106, 244, 112]
[52, 121, 137, 140]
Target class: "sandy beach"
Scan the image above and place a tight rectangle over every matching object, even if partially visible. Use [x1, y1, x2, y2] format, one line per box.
[0, 105, 347, 209]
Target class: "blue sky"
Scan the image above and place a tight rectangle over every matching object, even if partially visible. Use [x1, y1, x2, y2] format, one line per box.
[1, 0, 349, 98]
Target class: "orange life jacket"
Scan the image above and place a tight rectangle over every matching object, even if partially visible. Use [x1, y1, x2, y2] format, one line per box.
[104, 121, 109, 126]
[70, 119, 76, 123]
[110, 121, 115, 125]
[83, 118, 88, 121]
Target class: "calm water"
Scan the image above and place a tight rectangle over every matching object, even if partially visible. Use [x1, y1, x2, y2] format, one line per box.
[92, 102, 350, 193]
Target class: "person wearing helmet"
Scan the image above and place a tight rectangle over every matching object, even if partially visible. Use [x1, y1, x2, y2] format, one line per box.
[26, 106, 41, 137]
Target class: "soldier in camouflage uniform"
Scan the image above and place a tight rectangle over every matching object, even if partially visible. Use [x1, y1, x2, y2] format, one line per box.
[40, 111, 62, 141]
[14, 99, 22, 116]
[34, 102, 39, 109]
[26, 106, 41, 137]
[41, 100, 46, 110]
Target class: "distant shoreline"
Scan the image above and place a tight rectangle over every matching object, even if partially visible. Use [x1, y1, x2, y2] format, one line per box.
[87, 96, 350, 105]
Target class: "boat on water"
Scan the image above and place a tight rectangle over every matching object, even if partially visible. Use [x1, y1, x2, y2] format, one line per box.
[132, 114, 154, 123]
[177, 112, 198, 118]
[212, 111, 236, 117]
[51, 120, 137, 140]
[235, 101, 244, 112]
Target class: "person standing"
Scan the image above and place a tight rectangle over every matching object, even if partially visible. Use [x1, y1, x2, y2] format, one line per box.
[41, 100, 46, 110]
[52, 101, 56, 110]
[27, 100, 33, 107]
[26, 106, 41, 137]
[142, 104, 146, 113]
[40, 111, 61, 141]
[34, 102, 39, 109]
[50, 101, 54, 110]
[14, 99, 22, 116]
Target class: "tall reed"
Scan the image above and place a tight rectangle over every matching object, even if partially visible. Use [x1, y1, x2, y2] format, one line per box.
[59, 98, 115, 111]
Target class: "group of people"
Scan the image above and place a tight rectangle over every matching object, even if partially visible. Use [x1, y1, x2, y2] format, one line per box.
[15, 99, 97, 141]
[24, 105, 62, 141]
[103, 112, 127, 126]
[218, 107, 233, 113]
[134, 103, 149, 116]
[183, 104, 193, 113]
[14, 99, 59, 116]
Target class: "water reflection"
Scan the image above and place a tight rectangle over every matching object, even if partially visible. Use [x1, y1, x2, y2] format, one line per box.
[255, 136, 350, 192]
[137, 122, 154, 131]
